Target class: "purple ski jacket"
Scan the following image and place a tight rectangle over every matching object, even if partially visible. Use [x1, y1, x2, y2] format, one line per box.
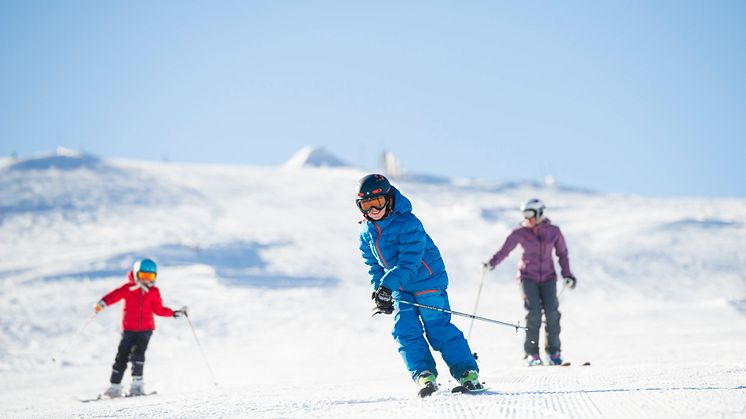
[487, 218, 573, 283]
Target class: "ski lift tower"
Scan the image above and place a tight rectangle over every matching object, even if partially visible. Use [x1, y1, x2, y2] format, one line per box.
[381, 150, 402, 179]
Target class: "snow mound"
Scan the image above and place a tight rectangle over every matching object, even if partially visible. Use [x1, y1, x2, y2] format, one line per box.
[0, 152, 204, 221]
[283, 146, 349, 168]
[6, 147, 104, 172]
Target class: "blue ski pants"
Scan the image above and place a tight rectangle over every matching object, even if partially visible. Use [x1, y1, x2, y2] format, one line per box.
[393, 289, 478, 381]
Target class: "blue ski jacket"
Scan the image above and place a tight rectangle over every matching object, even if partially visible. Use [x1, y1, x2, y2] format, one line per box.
[359, 187, 448, 293]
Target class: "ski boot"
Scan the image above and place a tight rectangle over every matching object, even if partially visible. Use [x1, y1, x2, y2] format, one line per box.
[129, 376, 146, 396]
[527, 353, 543, 366]
[103, 383, 124, 398]
[548, 352, 563, 366]
[452, 370, 484, 393]
[416, 370, 438, 398]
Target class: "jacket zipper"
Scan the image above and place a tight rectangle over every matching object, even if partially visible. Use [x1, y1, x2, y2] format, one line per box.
[139, 289, 144, 330]
[373, 222, 390, 269]
[421, 260, 433, 276]
[537, 226, 543, 281]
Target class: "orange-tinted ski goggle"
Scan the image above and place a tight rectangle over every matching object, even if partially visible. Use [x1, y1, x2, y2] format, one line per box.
[136, 271, 157, 282]
[357, 195, 387, 213]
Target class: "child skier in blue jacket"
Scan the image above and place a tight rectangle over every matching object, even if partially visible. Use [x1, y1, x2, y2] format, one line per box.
[356, 174, 481, 397]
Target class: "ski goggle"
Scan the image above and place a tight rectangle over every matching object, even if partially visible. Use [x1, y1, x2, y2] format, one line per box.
[136, 271, 157, 282]
[357, 195, 387, 213]
[522, 209, 537, 219]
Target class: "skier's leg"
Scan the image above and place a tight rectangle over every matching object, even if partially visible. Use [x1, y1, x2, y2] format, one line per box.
[521, 280, 542, 355]
[417, 290, 478, 380]
[110, 331, 135, 384]
[540, 280, 561, 354]
[393, 292, 438, 381]
[130, 331, 153, 378]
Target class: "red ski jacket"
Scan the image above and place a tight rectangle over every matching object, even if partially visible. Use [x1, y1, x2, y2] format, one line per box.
[101, 271, 174, 331]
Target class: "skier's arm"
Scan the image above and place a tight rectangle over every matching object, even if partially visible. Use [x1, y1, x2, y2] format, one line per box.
[360, 235, 385, 290]
[380, 219, 426, 291]
[151, 288, 175, 317]
[487, 230, 520, 269]
[554, 228, 573, 278]
[100, 284, 127, 307]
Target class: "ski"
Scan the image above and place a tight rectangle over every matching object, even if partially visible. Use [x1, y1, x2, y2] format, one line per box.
[526, 357, 591, 367]
[78, 394, 106, 403]
[418, 384, 438, 398]
[78, 390, 157, 403]
[451, 384, 488, 394]
[541, 361, 591, 367]
[555, 361, 591, 367]
[127, 390, 158, 398]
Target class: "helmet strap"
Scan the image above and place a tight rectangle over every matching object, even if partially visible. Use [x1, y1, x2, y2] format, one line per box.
[387, 192, 395, 213]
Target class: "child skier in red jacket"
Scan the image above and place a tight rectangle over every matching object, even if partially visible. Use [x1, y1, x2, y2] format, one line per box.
[95, 258, 186, 397]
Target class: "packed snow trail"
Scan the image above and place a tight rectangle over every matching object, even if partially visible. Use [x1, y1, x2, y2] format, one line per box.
[0, 155, 744, 418]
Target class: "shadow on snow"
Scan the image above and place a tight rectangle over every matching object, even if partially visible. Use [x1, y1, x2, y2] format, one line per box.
[40, 240, 339, 289]
[662, 218, 742, 230]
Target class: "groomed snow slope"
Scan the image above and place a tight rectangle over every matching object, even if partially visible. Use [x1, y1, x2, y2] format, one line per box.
[0, 155, 744, 418]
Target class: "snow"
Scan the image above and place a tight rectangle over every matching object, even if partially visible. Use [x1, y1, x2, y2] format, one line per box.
[0, 151, 744, 418]
[283, 145, 350, 168]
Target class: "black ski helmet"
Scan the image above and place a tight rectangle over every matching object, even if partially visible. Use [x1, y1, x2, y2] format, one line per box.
[356, 174, 394, 219]
[356, 174, 391, 200]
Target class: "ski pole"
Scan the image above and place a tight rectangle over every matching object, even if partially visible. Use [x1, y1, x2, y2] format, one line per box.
[184, 313, 218, 386]
[466, 265, 488, 340]
[395, 298, 527, 332]
[51, 312, 96, 363]
[557, 281, 569, 300]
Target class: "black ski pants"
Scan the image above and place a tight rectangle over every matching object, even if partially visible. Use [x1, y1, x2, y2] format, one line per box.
[521, 279, 561, 355]
[110, 330, 152, 384]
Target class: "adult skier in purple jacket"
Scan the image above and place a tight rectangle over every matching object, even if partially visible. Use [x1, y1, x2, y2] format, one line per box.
[484, 199, 577, 366]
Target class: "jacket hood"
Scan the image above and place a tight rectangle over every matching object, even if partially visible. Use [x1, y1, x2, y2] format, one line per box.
[374, 187, 412, 224]
[127, 271, 136, 284]
[390, 187, 412, 216]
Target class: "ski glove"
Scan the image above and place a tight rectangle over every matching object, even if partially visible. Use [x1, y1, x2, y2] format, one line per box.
[482, 262, 494, 272]
[372, 286, 394, 315]
[563, 275, 577, 289]
[94, 300, 106, 314]
[172, 306, 188, 318]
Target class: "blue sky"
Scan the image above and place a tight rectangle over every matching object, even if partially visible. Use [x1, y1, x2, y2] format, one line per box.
[1, 1, 745, 197]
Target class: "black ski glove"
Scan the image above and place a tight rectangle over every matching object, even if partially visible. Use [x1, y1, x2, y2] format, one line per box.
[173, 306, 188, 318]
[563, 275, 577, 289]
[372, 286, 394, 315]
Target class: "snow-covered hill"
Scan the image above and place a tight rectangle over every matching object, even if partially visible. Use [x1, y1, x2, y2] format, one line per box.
[0, 151, 744, 418]
[283, 145, 350, 168]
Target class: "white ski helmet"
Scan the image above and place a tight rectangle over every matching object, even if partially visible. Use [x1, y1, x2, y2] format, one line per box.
[520, 198, 546, 220]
